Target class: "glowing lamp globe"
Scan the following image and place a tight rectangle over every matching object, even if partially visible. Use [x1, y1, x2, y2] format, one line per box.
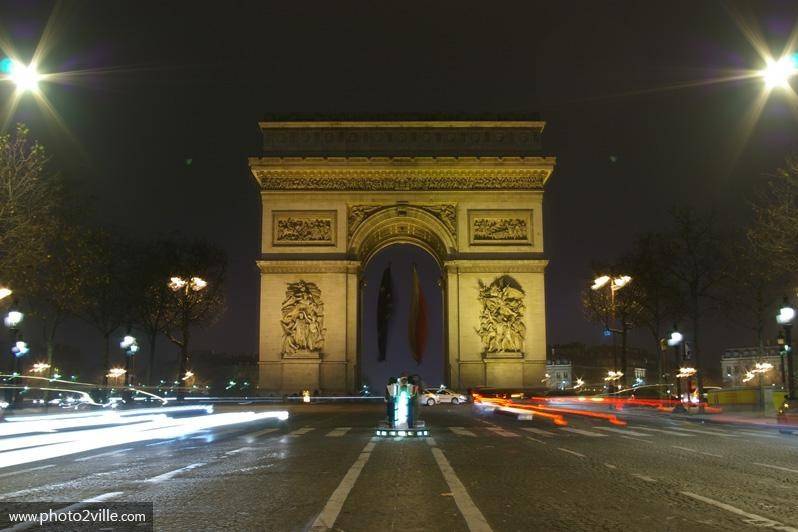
[667, 331, 683, 347]
[777, 304, 796, 326]
[762, 55, 797, 90]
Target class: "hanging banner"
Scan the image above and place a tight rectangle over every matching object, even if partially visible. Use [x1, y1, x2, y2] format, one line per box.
[407, 264, 428, 364]
[376, 266, 393, 361]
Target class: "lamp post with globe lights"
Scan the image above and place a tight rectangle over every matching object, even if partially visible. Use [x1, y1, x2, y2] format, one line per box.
[120, 334, 139, 387]
[776, 297, 796, 400]
[591, 275, 632, 391]
[168, 276, 207, 401]
[4, 303, 26, 404]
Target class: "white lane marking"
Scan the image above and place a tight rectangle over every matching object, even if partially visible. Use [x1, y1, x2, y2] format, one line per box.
[560, 427, 606, 437]
[485, 427, 520, 438]
[3, 491, 123, 531]
[526, 436, 546, 444]
[753, 462, 798, 474]
[631, 473, 657, 483]
[74, 448, 132, 462]
[594, 427, 651, 437]
[557, 447, 586, 458]
[620, 435, 653, 444]
[604, 463, 617, 469]
[225, 447, 256, 455]
[326, 427, 352, 437]
[449, 427, 477, 437]
[144, 462, 205, 483]
[426, 437, 437, 447]
[244, 427, 279, 439]
[288, 427, 315, 437]
[670, 427, 736, 437]
[311, 439, 377, 531]
[0, 464, 54, 479]
[635, 427, 694, 437]
[521, 428, 556, 437]
[739, 430, 779, 439]
[671, 446, 722, 458]
[146, 439, 176, 446]
[681, 491, 798, 531]
[430, 446, 493, 532]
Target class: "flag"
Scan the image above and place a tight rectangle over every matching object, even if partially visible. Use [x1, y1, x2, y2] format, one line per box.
[407, 264, 428, 365]
[376, 266, 393, 361]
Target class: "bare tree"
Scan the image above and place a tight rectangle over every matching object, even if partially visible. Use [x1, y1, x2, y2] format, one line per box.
[73, 229, 133, 385]
[161, 240, 226, 400]
[0, 124, 59, 262]
[662, 207, 725, 399]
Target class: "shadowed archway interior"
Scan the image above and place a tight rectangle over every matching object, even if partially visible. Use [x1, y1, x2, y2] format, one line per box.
[360, 244, 444, 391]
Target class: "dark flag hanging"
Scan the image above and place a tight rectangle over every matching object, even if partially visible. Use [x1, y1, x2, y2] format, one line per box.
[407, 264, 428, 365]
[376, 265, 393, 361]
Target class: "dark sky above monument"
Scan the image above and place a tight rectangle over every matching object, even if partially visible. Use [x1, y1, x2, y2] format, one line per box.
[3, 1, 798, 373]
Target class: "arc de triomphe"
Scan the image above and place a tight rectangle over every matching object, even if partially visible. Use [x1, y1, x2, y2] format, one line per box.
[249, 119, 556, 393]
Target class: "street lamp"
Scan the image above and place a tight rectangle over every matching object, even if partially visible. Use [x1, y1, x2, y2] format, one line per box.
[1, 58, 42, 94]
[4, 303, 25, 405]
[30, 362, 50, 374]
[168, 276, 207, 401]
[0, 287, 11, 301]
[760, 55, 797, 91]
[667, 325, 687, 409]
[592, 275, 632, 391]
[107, 367, 126, 387]
[777, 297, 796, 400]
[120, 334, 139, 387]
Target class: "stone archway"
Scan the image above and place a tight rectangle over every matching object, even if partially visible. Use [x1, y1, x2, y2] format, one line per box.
[251, 119, 555, 394]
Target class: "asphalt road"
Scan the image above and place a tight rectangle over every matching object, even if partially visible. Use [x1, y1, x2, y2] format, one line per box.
[1, 402, 797, 531]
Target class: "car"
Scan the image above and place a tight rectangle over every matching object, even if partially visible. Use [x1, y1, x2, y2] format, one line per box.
[421, 388, 468, 406]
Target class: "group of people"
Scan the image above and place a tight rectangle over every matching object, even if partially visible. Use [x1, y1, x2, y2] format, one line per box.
[385, 373, 422, 429]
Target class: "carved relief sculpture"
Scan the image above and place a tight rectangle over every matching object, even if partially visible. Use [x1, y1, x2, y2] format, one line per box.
[476, 276, 526, 353]
[469, 209, 533, 246]
[273, 211, 336, 246]
[280, 281, 325, 356]
[348, 203, 457, 239]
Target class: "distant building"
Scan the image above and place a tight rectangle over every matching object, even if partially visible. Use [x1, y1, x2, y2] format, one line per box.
[722, 346, 784, 387]
[545, 360, 572, 389]
[549, 342, 655, 387]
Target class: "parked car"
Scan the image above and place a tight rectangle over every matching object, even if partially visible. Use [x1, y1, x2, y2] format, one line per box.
[421, 388, 468, 406]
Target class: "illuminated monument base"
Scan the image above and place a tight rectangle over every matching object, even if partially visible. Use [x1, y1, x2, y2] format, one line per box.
[249, 119, 556, 394]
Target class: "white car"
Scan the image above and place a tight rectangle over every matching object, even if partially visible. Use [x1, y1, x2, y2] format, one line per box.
[421, 388, 468, 406]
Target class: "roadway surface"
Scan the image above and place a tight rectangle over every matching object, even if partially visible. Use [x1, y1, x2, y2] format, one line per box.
[0, 402, 797, 531]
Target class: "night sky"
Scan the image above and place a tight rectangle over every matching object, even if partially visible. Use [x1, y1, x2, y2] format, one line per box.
[3, 1, 798, 377]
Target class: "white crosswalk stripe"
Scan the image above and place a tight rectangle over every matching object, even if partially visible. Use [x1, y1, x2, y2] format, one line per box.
[521, 427, 556, 437]
[634, 426, 695, 437]
[594, 427, 651, 437]
[449, 427, 477, 437]
[485, 427, 520, 437]
[326, 427, 352, 437]
[559, 427, 606, 437]
[243, 427, 280, 439]
[287, 427, 315, 437]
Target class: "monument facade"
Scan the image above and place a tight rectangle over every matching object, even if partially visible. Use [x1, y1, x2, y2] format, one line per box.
[250, 119, 556, 393]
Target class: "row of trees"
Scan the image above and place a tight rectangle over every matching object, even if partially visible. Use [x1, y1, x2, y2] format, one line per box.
[583, 157, 798, 394]
[0, 124, 227, 390]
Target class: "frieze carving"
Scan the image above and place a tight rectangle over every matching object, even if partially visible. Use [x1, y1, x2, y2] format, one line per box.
[280, 281, 325, 357]
[259, 124, 544, 156]
[347, 203, 457, 239]
[468, 209, 533, 246]
[273, 211, 336, 246]
[476, 276, 526, 354]
[252, 168, 549, 191]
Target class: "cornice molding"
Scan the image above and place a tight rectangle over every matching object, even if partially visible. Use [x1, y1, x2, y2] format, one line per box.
[257, 260, 360, 274]
[250, 157, 554, 191]
[443, 259, 549, 273]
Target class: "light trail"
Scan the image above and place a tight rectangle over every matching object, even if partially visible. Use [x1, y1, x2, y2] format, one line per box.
[0, 410, 290, 469]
